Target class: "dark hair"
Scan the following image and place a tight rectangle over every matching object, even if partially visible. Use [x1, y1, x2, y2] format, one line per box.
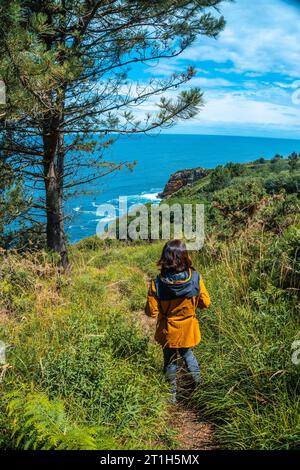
[158, 239, 192, 275]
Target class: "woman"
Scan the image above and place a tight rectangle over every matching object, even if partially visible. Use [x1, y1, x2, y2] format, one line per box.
[145, 239, 211, 403]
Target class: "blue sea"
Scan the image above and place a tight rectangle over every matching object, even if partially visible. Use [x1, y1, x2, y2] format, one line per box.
[66, 134, 300, 243]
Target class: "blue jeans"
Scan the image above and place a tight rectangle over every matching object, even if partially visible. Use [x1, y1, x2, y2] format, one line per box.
[163, 347, 200, 397]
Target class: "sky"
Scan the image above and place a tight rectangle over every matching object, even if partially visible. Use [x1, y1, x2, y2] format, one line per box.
[131, 0, 300, 139]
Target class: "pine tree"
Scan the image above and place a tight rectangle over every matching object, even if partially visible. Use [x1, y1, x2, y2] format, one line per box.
[0, 0, 227, 266]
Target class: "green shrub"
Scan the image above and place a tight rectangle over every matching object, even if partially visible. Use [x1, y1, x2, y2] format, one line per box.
[264, 175, 300, 195]
[224, 162, 246, 177]
[207, 165, 232, 192]
[210, 179, 266, 230]
[253, 157, 266, 164]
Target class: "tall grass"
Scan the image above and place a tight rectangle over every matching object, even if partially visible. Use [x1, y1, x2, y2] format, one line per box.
[191, 239, 300, 449]
[0, 242, 171, 450]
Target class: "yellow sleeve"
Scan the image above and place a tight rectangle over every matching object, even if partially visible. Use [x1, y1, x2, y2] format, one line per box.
[145, 280, 160, 318]
[197, 276, 211, 309]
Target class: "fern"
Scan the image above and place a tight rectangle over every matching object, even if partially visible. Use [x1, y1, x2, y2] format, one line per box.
[5, 389, 113, 450]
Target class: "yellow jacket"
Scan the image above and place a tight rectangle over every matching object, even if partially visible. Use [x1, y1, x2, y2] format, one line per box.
[145, 271, 211, 348]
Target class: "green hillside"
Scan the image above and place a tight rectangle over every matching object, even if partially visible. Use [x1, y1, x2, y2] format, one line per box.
[0, 156, 299, 450]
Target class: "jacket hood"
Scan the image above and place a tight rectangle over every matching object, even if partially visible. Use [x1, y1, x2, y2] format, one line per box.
[155, 269, 200, 301]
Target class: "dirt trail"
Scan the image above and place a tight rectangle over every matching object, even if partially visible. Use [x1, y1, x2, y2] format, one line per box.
[137, 308, 218, 450]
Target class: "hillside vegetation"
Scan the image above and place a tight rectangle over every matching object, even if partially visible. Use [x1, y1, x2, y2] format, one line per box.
[166, 157, 300, 448]
[0, 156, 299, 449]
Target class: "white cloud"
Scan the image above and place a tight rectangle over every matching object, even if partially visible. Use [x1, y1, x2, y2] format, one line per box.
[168, 90, 300, 138]
[130, 83, 300, 130]
[181, 0, 300, 77]
[199, 93, 300, 127]
[117, 76, 300, 138]
[128, 1, 300, 137]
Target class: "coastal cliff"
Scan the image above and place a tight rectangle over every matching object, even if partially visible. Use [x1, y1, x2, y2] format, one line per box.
[158, 167, 209, 198]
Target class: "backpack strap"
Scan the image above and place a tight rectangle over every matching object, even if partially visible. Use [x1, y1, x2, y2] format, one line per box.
[154, 275, 161, 300]
[191, 271, 200, 296]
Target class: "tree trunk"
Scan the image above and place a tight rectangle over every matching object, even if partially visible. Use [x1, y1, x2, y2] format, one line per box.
[40, 9, 68, 268]
[43, 125, 69, 268]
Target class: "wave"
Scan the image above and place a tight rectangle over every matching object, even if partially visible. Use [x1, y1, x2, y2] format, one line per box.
[90, 191, 162, 208]
[137, 192, 161, 201]
[125, 192, 162, 204]
[79, 210, 97, 215]
[69, 190, 162, 238]
[73, 206, 96, 215]
[91, 216, 116, 223]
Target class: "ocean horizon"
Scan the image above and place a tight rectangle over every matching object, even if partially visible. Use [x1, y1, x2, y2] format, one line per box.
[66, 133, 300, 243]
